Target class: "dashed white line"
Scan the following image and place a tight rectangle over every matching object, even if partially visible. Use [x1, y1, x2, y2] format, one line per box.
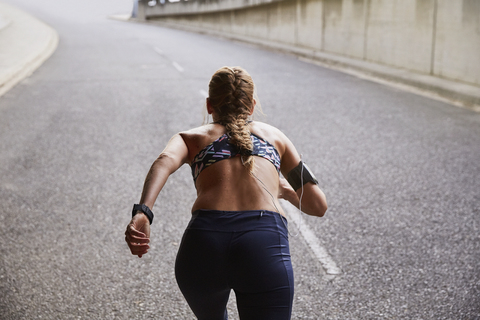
[152, 47, 185, 74]
[172, 61, 184, 73]
[281, 200, 342, 276]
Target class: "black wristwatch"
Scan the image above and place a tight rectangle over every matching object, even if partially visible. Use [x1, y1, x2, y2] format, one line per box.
[132, 204, 154, 225]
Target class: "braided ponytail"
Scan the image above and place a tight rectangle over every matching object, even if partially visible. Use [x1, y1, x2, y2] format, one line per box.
[208, 66, 255, 173]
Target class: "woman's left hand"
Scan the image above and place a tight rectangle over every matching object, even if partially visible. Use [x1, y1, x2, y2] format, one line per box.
[278, 177, 297, 203]
[125, 213, 151, 258]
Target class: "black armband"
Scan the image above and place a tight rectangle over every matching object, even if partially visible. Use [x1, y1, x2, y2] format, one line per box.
[132, 204, 154, 225]
[286, 161, 318, 191]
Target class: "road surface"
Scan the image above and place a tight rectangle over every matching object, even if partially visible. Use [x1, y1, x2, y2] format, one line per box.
[0, 0, 479, 318]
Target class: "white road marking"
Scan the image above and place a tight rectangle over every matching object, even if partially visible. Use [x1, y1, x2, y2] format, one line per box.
[281, 200, 342, 275]
[153, 47, 185, 74]
[172, 61, 184, 73]
[199, 90, 208, 98]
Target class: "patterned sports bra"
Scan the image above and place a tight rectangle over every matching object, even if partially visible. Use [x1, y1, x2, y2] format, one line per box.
[191, 133, 281, 183]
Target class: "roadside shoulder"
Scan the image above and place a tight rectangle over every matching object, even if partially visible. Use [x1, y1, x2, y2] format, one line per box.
[0, 2, 58, 98]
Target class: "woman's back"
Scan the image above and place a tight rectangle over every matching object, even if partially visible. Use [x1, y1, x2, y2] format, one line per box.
[181, 121, 287, 214]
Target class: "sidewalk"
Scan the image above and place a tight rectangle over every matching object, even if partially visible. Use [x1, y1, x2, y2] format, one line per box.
[0, 1, 58, 97]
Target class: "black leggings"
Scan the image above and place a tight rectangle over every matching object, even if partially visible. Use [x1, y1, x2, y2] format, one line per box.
[175, 209, 294, 320]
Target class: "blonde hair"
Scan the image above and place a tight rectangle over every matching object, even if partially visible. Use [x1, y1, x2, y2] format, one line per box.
[208, 66, 256, 173]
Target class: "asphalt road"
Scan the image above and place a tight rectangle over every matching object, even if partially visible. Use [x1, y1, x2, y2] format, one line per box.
[0, 0, 479, 319]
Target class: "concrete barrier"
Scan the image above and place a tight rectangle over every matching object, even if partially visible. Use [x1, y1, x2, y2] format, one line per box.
[138, 0, 480, 89]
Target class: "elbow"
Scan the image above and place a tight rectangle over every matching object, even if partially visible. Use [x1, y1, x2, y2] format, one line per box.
[311, 195, 328, 217]
[297, 185, 327, 217]
[153, 152, 180, 174]
[155, 151, 175, 163]
[317, 190, 328, 217]
[302, 199, 327, 217]
[317, 203, 327, 217]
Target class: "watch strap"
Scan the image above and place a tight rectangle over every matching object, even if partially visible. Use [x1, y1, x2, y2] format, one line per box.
[132, 204, 154, 225]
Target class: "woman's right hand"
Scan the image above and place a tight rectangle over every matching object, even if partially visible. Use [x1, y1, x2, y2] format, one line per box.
[125, 213, 151, 258]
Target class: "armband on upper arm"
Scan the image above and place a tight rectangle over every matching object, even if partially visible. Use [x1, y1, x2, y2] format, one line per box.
[286, 161, 318, 191]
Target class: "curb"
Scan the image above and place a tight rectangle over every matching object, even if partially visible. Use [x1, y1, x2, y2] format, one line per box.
[0, 2, 59, 98]
[137, 19, 480, 112]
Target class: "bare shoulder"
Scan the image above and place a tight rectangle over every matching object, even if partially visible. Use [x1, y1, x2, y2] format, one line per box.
[181, 123, 225, 138]
[249, 121, 289, 154]
[179, 125, 209, 136]
[179, 126, 207, 148]
[249, 121, 280, 135]
[179, 124, 226, 160]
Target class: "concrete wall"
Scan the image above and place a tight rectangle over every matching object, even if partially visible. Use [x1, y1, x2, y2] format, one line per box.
[140, 0, 480, 86]
[434, 0, 480, 85]
[364, 0, 436, 73]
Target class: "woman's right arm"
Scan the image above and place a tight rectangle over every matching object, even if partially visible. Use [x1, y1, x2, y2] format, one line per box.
[139, 133, 190, 209]
[278, 131, 328, 217]
[125, 133, 189, 258]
